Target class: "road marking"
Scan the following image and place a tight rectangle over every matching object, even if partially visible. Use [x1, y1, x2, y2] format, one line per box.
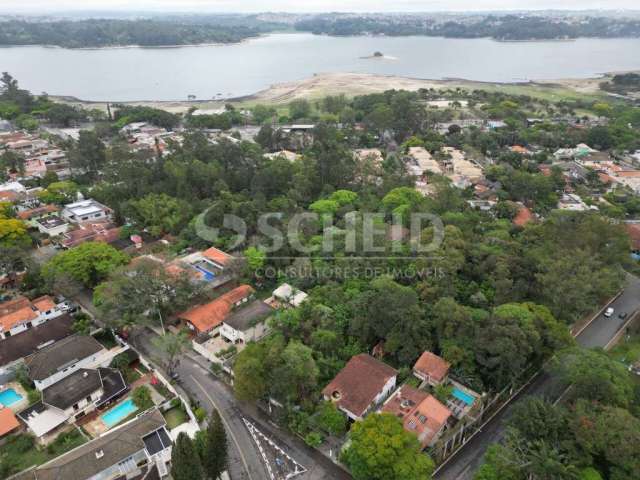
[190, 375, 255, 480]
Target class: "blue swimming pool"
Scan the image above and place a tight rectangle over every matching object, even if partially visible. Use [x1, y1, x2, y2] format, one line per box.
[193, 265, 216, 282]
[101, 398, 138, 428]
[452, 388, 475, 406]
[0, 388, 23, 407]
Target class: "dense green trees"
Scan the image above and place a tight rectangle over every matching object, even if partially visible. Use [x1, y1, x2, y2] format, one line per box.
[42, 241, 128, 287]
[0, 219, 30, 249]
[341, 413, 434, 480]
[171, 432, 203, 480]
[554, 348, 635, 408]
[198, 410, 228, 480]
[68, 130, 106, 180]
[0, 19, 269, 48]
[94, 257, 203, 330]
[126, 193, 194, 236]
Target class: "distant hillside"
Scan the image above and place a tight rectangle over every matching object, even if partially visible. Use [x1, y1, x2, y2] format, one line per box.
[0, 17, 282, 48]
[294, 14, 640, 41]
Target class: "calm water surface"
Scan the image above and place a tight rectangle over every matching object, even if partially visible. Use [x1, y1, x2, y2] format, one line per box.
[1, 33, 639, 101]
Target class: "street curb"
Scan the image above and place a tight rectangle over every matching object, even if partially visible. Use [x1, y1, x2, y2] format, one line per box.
[572, 289, 624, 338]
[433, 368, 541, 475]
[604, 310, 639, 351]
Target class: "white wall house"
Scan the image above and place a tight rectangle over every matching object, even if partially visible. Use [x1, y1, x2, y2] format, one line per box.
[26, 335, 106, 391]
[61, 199, 112, 224]
[0, 296, 64, 341]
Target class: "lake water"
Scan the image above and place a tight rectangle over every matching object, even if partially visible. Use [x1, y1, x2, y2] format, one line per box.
[2, 33, 640, 101]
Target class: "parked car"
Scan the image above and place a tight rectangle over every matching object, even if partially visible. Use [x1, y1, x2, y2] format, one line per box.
[618, 312, 629, 320]
[59, 300, 79, 313]
[604, 307, 614, 318]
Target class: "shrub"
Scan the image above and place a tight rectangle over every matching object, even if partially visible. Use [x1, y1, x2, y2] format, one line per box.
[132, 386, 153, 410]
[304, 432, 324, 448]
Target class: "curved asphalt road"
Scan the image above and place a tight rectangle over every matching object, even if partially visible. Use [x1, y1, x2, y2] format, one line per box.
[434, 273, 640, 480]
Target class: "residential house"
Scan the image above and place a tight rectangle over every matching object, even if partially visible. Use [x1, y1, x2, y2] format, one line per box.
[0, 407, 20, 440]
[36, 216, 70, 236]
[61, 199, 112, 225]
[0, 181, 27, 200]
[13, 409, 173, 480]
[381, 385, 452, 448]
[16, 205, 60, 226]
[269, 283, 308, 308]
[0, 314, 74, 371]
[60, 221, 121, 249]
[626, 224, 640, 260]
[25, 335, 105, 391]
[407, 147, 443, 177]
[467, 199, 496, 212]
[219, 300, 274, 345]
[413, 351, 450, 387]
[513, 205, 535, 227]
[322, 354, 397, 421]
[557, 193, 596, 212]
[510, 145, 531, 156]
[612, 170, 640, 194]
[441, 147, 484, 185]
[264, 150, 298, 162]
[179, 285, 254, 335]
[19, 367, 126, 439]
[0, 296, 63, 341]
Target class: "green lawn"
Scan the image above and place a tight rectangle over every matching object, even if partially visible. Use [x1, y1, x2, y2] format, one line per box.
[162, 406, 188, 430]
[0, 430, 86, 477]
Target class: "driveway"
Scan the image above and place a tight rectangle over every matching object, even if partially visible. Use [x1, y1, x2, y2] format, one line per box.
[434, 273, 640, 480]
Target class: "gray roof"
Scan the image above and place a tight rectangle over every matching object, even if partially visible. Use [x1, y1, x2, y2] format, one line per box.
[42, 369, 102, 411]
[0, 314, 74, 367]
[14, 409, 168, 480]
[25, 335, 104, 381]
[224, 300, 274, 332]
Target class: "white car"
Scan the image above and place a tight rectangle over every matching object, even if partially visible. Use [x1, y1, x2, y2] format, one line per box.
[604, 307, 614, 318]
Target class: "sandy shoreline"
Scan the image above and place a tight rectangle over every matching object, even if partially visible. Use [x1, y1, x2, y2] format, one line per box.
[53, 71, 618, 114]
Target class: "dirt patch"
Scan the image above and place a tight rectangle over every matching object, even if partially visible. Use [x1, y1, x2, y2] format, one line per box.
[53, 71, 616, 113]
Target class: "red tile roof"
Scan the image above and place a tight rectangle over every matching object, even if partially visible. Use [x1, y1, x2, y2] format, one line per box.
[62, 222, 121, 248]
[626, 224, 640, 251]
[598, 172, 615, 184]
[381, 385, 451, 447]
[17, 205, 59, 220]
[513, 205, 534, 227]
[179, 285, 254, 333]
[0, 408, 19, 437]
[32, 296, 56, 312]
[0, 190, 19, 202]
[616, 170, 640, 178]
[0, 295, 57, 332]
[322, 354, 397, 418]
[0, 297, 37, 332]
[413, 351, 450, 383]
[202, 247, 232, 267]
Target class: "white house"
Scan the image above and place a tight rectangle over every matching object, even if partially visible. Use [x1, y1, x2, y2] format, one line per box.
[25, 335, 106, 391]
[0, 296, 63, 341]
[61, 199, 112, 224]
[219, 300, 274, 345]
[271, 283, 308, 308]
[36, 216, 70, 236]
[19, 367, 127, 439]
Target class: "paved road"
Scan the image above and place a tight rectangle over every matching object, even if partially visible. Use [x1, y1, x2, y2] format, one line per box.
[434, 273, 640, 480]
[175, 356, 269, 480]
[176, 353, 352, 480]
[577, 273, 640, 349]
